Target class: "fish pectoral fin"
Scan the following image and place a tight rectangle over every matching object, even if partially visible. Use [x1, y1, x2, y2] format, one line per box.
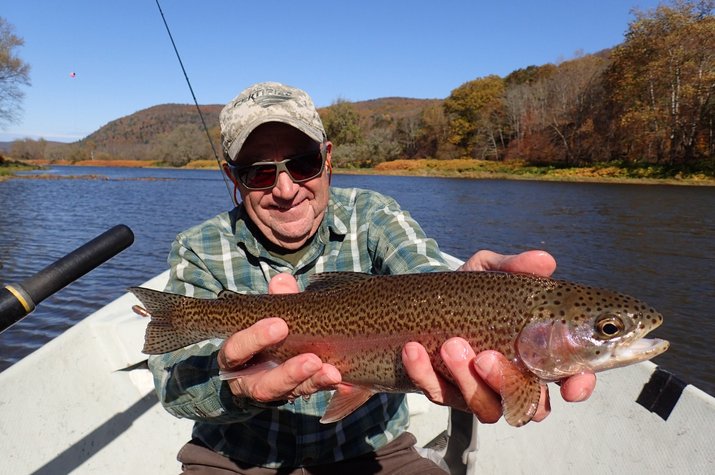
[500, 365, 542, 427]
[320, 383, 376, 424]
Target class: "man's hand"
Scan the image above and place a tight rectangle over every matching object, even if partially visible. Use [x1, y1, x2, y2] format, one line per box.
[403, 250, 597, 423]
[217, 273, 341, 404]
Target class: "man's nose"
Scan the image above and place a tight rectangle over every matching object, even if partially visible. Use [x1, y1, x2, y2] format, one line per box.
[272, 170, 298, 198]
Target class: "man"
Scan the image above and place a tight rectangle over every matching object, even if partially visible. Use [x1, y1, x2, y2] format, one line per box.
[148, 82, 596, 474]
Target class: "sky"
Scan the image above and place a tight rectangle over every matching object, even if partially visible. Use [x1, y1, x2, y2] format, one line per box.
[1, 0, 665, 143]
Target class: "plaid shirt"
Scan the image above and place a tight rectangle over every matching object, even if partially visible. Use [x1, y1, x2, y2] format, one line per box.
[148, 187, 452, 468]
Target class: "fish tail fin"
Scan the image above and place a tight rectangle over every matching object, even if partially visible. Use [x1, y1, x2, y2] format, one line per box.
[130, 286, 206, 355]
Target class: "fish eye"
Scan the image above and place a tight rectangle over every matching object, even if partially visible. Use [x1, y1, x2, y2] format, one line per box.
[595, 315, 626, 338]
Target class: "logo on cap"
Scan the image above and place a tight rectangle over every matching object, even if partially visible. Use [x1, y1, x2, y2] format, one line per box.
[235, 86, 293, 108]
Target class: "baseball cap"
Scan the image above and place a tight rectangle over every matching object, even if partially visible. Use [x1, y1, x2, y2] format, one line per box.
[219, 82, 327, 162]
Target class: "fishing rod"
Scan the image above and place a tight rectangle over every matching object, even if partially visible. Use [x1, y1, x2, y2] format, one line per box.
[0, 225, 135, 334]
[154, 0, 235, 203]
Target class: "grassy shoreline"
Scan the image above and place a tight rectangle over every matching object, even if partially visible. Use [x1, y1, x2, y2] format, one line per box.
[364, 158, 715, 186]
[3, 158, 714, 186]
[0, 160, 37, 181]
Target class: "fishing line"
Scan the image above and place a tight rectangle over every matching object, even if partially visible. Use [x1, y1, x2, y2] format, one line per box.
[154, 0, 235, 203]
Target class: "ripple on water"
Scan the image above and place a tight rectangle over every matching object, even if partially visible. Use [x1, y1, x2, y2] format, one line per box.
[0, 170, 713, 397]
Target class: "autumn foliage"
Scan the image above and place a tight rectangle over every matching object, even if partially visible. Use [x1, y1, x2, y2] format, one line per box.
[8, 1, 714, 176]
[441, 1, 713, 170]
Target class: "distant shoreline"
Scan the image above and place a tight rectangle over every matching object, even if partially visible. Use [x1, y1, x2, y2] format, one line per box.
[4, 158, 715, 187]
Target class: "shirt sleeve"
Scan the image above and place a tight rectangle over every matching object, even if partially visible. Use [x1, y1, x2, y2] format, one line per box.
[147, 235, 263, 423]
[365, 193, 453, 275]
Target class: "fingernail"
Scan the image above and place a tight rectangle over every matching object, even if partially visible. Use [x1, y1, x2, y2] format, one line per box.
[302, 359, 321, 373]
[474, 354, 494, 374]
[318, 373, 337, 387]
[267, 321, 284, 339]
[217, 350, 230, 370]
[444, 339, 469, 361]
[404, 344, 419, 362]
[573, 388, 590, 402]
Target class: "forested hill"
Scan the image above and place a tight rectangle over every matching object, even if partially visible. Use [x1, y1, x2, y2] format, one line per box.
[84, 103, 223, 151]
[33, 97, 442, 165]
[349, 97, 442, 119]
[7, 97, 442, 166]
[83, 98, 439, 150]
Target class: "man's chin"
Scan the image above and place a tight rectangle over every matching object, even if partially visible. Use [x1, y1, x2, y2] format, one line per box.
[269, 225, 313, 249]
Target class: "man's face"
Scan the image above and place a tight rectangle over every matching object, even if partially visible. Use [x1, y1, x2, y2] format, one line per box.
[228, 122, 332, 250]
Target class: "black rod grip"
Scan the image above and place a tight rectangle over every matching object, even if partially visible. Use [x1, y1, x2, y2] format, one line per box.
[0, 224, 135, 334]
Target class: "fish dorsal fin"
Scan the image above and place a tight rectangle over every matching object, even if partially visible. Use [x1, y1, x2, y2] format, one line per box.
[320, 383, 377, 424]
[305, 272, 374, 293]
[217, 289, 240, 299]
[500, 365, 543, 427]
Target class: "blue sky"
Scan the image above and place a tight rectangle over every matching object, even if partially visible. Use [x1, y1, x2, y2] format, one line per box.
[1, 0, 664, 143]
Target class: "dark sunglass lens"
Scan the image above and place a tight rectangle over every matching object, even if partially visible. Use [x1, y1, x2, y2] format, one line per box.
[240, 164, 276, 188]
[286, 152, 323, 181]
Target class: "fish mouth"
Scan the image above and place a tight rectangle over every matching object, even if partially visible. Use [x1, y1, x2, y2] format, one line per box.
[613, 337, 670, 363]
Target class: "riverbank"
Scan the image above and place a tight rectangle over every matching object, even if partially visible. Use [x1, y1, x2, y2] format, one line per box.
[0, 159, 36, 181]
[365, 158, 715, 186]
[5, 157, 715, 186]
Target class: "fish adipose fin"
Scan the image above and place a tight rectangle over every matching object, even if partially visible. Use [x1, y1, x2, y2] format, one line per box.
[500, 364, 542, 427]
[320, 383, 376, 424]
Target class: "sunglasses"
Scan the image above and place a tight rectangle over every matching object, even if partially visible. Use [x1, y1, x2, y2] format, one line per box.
[228, 145, 327, 191]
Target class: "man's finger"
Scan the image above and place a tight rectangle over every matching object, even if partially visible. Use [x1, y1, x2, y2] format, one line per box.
[560, 372, 596, 402]
[442, 339, 501, 423]
[402, 342, 466, 409]
[290, 364, 342, 398]
[219, 318, 288, 370]
[230, 353, 322, 402]
[269, 273, 300, 294]
[459, 250, 556, 277]
[494, 250, 556, 277]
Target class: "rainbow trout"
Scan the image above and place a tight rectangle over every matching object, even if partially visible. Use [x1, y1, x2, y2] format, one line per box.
[130, 271, 669, 426]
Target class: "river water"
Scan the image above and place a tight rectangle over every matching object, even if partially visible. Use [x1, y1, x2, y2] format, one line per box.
[0, 166, 713, 397]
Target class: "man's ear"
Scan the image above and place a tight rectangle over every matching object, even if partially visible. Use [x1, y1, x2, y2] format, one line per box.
[223, 163, 241, 206]
[325, 142, 333, 183]
[223, 162, 238, 185]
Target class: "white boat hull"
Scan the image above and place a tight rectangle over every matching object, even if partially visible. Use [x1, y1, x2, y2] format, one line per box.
[1, 269, 713, 474]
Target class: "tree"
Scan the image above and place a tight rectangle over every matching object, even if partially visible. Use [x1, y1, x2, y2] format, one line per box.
[10, 138, 45, 161]
[0, 17, 30, 127]
[604, 1, 715, 164]
[152, 124, 211, 166]
[416, 103, 453, 159]
[330, 128, 401, 168]
[444, 75, 509, 159]
[502, 58, 608, 165]
[320, 99, 362, 146]
[395, 115, 420, 158]
[541, 54, 609, 164]
[504, 64, 558, 148]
